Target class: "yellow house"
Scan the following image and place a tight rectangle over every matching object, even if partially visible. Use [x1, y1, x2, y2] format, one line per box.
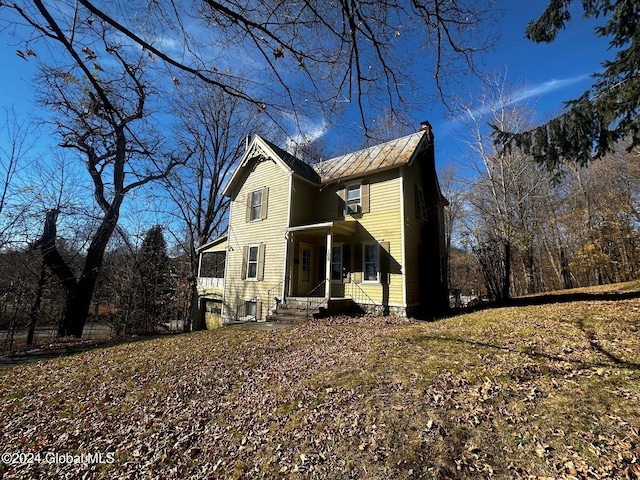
[197, 121, 448, 325]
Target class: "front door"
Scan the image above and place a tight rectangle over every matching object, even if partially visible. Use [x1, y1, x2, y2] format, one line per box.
[298, 242, 313, 295]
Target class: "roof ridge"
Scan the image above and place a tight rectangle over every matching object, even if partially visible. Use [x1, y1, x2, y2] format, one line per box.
[314, 130, 424, 169]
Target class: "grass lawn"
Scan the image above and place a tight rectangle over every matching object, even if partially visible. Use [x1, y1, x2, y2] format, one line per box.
[1, 283, 639, 479]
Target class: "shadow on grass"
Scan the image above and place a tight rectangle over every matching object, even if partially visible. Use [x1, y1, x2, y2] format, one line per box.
[574, 317, 639, 369]
[443, 289, 640, 371]
[451, 290, 640, 316]
[0, 333, 183, 368]
[411, 334, 640, 372]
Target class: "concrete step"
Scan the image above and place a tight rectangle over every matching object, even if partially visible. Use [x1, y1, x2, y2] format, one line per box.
[266, 298, 327, 322]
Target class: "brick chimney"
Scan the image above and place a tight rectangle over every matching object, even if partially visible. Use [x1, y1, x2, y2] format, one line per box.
[419, 120, 432, 132]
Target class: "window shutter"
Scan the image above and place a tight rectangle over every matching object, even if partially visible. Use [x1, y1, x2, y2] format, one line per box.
[353, 243, 362, 283]
[257, 243, 266, 280]
[241, 246, 248, 280]
[381, 241, 391, 285]
[246, 192, 252, 222]
[414, 184, 420, 218]
[337, 187, 345, 217]
[361, 182, 370, 214]
[261, 186, 269, 220]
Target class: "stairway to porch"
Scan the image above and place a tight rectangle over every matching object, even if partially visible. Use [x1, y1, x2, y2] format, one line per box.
[267, 297, 366, 323]
[266, 297, 328, 323]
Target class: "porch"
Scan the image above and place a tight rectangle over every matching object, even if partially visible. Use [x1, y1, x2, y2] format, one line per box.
[267, 219, 388, 320]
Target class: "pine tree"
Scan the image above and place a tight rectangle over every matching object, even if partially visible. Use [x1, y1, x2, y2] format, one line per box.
[495, 0, 640, 170]
[135, 225, 172, 333]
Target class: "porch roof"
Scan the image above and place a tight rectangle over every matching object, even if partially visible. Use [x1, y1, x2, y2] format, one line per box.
[283, 220, 356, 236]
[197, 235, 228, 253]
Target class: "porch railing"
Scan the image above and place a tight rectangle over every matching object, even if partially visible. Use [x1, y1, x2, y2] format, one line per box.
[266, 279, 284, 318]
[344, 282, 384, 316]
[306, 280, 327, 318]
[197, 277, 224, 289]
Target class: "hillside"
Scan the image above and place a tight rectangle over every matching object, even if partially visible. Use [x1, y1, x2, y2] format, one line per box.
[1, 283, 639, 479]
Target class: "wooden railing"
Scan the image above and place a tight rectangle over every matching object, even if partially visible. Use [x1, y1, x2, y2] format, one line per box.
[197, 277, 224, 288]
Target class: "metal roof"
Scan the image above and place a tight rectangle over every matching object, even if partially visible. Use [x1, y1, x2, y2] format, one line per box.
[224, 129, 428, 195]
[312, 130, 426, 184]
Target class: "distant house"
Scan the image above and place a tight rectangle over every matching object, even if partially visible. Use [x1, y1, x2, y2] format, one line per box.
[195, 121, 448, 326]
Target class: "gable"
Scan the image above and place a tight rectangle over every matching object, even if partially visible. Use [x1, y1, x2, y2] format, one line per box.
[222, 136, 299, 198]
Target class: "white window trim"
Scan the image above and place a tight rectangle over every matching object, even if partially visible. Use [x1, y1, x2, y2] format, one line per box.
[246, 244, 260, 280]
[362, 241, 380, 283]
[345, 181, 362, 215]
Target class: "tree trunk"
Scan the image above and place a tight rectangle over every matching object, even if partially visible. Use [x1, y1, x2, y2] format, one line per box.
[40, 207, 119, 338]
[27, 260, 47, 345]
[58, 277, 98, 337]
[502, 241, 511, 300]
[188, 279, 199, 332]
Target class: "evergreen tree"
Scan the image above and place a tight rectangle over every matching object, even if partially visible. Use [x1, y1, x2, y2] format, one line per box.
[135, 225, 172, 333]
[495, 0, 640, 170]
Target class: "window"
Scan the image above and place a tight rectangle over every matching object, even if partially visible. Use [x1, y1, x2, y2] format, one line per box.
[301, 248, 311, 282]
[346, 183, 361, 214]
[339, 181, 369, 216]
[247, 245, 259, 279]
[331, 245, 343, 282]
[250, 189, 262, 220]
[363, 243, 380, 282]
[245, 299, 257, 319]
[243, 244, 265, 281]
[246, 187, 268, 222]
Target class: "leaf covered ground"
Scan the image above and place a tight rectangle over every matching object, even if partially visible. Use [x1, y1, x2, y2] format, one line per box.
[1, 284, 640, 479]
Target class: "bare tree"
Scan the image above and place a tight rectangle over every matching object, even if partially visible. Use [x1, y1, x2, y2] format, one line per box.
[457, 74, 550, 299]
[165, 83, 263, 330]
[438, 165, 469, 299]
[8, 4, 187, 337]
[3, 0, 498, 136]
[0, 109, 37, 250]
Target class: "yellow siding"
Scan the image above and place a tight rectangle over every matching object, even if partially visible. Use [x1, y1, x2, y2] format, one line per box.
[312, 170, 405, 308]
[290, 178, 319, 226]
[354, 172, 403, 307]
[222, 158, 290, 322]
[402, 160, 426, 306]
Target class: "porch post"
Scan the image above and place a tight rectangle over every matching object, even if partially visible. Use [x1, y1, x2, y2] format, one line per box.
[325, 228, 332, 299]
[284, 231, 294, 300]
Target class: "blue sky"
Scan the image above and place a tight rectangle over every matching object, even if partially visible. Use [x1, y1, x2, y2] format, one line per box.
[430, 1, 612, 165]
[0, 2, 614, 170]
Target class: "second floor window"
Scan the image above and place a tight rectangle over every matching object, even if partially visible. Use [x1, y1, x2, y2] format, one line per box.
[340, 181, 369, 216]
[250, 189, 262, 220]
[247, 186, 268, 222]
[346, 183, 361, 214]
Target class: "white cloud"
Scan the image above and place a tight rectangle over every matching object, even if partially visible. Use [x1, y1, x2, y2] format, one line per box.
[283, 115, 328, 153]
[512, 74, 590, 103]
